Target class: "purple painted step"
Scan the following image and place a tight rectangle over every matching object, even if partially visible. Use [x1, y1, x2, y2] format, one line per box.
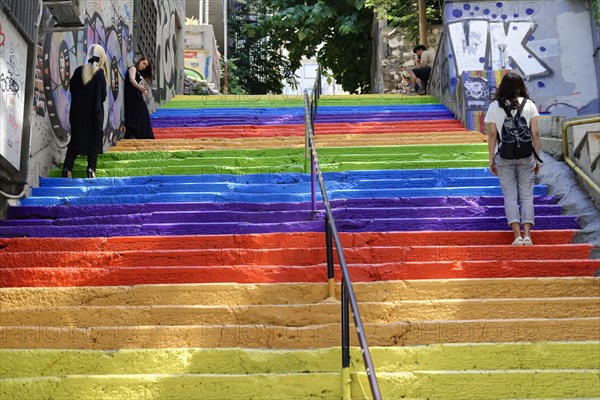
[0, 215, 579, 238]
[0, 205, 564, 227]
[7, 197, 560, 220]
[150, 112, 456, 127]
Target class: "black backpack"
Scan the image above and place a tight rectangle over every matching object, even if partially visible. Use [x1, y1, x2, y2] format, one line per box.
[498, 100, 542, 162]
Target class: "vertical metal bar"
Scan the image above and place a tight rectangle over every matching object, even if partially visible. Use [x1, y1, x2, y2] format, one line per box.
[325, 214, 335, 299]
[304, 93, 310, 173]
[342, 277, 352, 400]
[341, 277, 350, 369]
[310, 145, 316, 212]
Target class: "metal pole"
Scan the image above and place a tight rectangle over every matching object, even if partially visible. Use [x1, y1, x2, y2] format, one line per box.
[205, 0, 209, 27]
[325, 215, 335, 299]
[341, 277, 351, 400]
[199, 0, 203, 23]
[311, 146, 316, 212]
[223, 0, 228, 95]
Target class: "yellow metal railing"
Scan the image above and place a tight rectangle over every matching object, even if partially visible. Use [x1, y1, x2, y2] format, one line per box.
[561, 117, 600, 195]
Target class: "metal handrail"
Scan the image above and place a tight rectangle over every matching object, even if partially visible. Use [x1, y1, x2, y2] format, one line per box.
[304, 69, 382, 400]
[561, 117, 600, 195]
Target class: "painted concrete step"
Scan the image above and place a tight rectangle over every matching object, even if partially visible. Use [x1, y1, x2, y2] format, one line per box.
[152, 122, 470, 138]
[1, 245, 594, 268]
[2, 344, 598, 399]
[113, 132, 485, 151]
[2, 278, 596, 307]
[0, 229, 580, 255]
[32, 174, 532, 196]
[37, 169, 502, 186]
[2, 370, 598, 400]
[48, 144, 490, 177]
[0, 215, 578, 237]
[160, 94, 439, 108]
[3, 259, 598, 287]
[6, 196, 562, 220]
[152, 104, 451, 117]
[2, 298, 598, 327]
[151, 112, 458, 127]
[0, 205, 565, 227]
[3, 343, 598, 377]
[1, 318, 598, 349]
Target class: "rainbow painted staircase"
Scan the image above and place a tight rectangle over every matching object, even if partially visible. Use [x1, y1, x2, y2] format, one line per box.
[1, 95, 599, 399]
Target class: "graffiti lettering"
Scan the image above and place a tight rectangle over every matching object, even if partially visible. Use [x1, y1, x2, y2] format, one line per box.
[0, 72, 19, 94]
[448, 20, 548, 79]
[156, 2, 178, 102]
[0, 21, 5, 47]
[42, 12, 131, 144]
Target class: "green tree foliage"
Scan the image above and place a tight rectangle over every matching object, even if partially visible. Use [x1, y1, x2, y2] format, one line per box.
[230, 1, 296, 94]
[367, 0, 442, 42]
[228, 0, 441, 94]
[231, 0, 374, 94]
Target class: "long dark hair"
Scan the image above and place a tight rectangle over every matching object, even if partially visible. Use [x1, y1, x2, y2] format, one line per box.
[493, 72, 530, 110]
[135, 56, 153, 81]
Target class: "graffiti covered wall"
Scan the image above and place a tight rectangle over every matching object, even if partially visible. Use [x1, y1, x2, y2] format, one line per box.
[441, 0, 599, 117]
[27, 0, 183, 185]
[0, 13, 28, 170]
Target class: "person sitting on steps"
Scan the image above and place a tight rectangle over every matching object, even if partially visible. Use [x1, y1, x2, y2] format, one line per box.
[408, 44, 434, 95]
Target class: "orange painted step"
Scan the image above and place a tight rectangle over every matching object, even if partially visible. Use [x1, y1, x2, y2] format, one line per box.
[0, 245, 594, 269]
[0, 230, 579, 253]
[2, 260, 599, 287]
[154, 120, 467, 139]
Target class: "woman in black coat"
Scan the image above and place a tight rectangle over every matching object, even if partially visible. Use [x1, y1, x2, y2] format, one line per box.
[124, 56, 155, 139]
[62, 44, 107, 179]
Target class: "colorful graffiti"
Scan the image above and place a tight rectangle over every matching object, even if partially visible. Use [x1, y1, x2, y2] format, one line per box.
[42, 11, 131, 145]
[155, 0, 179, 102]
[0, 15, 27, 170]
[442, 0, 599, 117]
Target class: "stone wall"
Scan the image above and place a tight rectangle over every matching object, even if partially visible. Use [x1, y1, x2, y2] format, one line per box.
[379, 24, 442, 94]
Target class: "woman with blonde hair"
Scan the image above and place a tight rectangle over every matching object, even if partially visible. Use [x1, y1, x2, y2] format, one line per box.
[62, 44, 107, 178]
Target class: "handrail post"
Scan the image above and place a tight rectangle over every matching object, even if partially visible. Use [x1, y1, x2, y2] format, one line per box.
[304, 94, 310, 173]
[325, 214, 336, 299]
[311, 145, 316, 212]
[341, 276, 351, 400]
[304, 65, 382, 400]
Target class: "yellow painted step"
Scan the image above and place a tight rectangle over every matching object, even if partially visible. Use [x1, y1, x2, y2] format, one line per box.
[2, 343, 598, 377]
[2, 278, 597, 308]
[1, 370, 598, 400]
[1, 298, 598, 327]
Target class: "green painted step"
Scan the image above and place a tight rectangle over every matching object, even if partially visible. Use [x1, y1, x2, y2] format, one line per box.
[161, 94, 439, 109]
[50, 144, 488, 177]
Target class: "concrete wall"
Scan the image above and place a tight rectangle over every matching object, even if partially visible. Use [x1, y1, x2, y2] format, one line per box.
[25, 0, 184, 189]
[184, 24, 221, 91]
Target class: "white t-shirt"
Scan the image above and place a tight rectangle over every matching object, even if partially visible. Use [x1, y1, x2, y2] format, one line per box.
[484, 97, 540, 132]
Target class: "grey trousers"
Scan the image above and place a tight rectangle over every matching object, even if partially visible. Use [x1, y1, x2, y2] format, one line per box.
[494, 154, 537, 226]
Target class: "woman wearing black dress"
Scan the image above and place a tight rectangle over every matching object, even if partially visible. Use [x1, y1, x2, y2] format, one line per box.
[124, 56, 154, 139]
[62, 44, 107, 179]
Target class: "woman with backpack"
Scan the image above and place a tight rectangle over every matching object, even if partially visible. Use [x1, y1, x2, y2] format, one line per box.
[484, 72, 541, 246]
